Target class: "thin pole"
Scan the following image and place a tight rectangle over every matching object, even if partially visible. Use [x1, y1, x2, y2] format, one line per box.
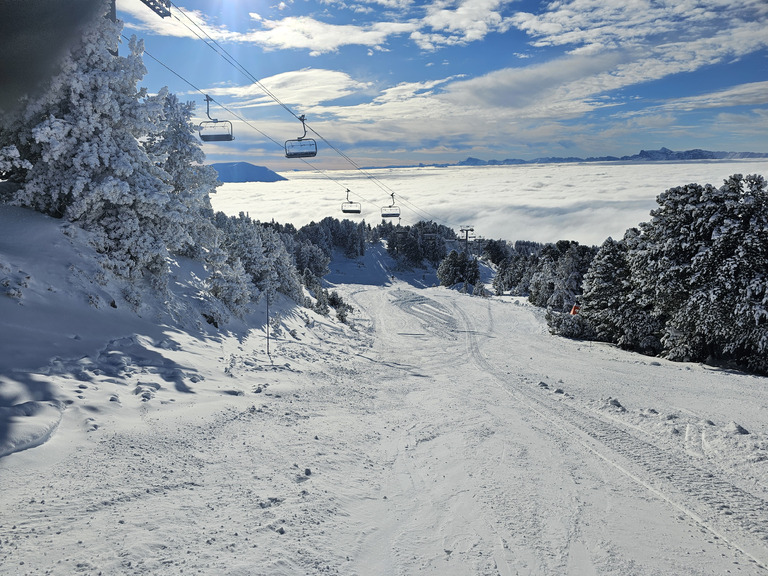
[266, 294, 270, 357]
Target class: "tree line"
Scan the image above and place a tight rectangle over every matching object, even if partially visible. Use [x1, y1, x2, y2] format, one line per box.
[549, 173, 768, 374]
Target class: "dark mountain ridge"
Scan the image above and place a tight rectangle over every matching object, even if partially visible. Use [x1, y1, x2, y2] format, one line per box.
[210, 162, 287, 183]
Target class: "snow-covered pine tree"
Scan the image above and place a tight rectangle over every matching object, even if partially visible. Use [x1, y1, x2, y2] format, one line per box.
[528, 244, 562, 307]
[681, 174, 768, 371]
[205, 233, 252, 322]
[143, 90, 220, 259]
[547, 243, 595, 312]
[614, 227, 665, 355]
[214, 212, 303, 304]
[482, 239, 509, 265]
[1, 5, 179, 280]
[631, 182, 713, 360]
[492, 258, 511, 295]
[580, 237, 628, 342]
[259, 225, 303, 303]
[294, 240, 331, 284]
[437, 250, 461, 286]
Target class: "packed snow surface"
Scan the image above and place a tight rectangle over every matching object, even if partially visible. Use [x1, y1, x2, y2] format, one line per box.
[2, 170, 768, 574]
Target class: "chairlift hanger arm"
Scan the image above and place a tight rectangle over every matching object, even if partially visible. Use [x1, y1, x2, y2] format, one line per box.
[204, 94, 215, 121]
[297, 115, 308, 140]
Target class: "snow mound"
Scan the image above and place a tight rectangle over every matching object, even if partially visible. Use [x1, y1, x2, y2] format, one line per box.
[0, 401, 65, 457]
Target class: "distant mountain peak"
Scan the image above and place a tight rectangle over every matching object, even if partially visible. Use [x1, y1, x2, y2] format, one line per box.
[435, 147, 768, 170]
[210, 162, 287, 183]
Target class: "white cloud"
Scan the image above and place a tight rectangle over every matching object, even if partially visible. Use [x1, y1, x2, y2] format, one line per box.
[510, 0, 768, 57]
[206, 68, 374, 108]
[442, 52, 629, 114]
[416, 0, 516, 48]
[666, 81, 768, 111]
[242, 15, 418, 54]
[320, 0, 415, 10]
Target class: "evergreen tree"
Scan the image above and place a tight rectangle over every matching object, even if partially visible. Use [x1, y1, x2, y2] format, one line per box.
[674, 174, 768, 370]
[482, 239, 508, 265]
[547, 243, 595, 312]
[1, 7, 177, 279]
[580, 237, 629, 343]
[528, 245, 559, 307]
[437, 250, 461, 286]
[143, 90, 220, 259]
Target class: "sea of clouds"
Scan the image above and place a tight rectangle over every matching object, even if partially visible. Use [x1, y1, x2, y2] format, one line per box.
[211, 161, 768, 246]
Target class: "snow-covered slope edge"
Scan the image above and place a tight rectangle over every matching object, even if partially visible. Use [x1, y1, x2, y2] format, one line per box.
[0, 205, 338, 458]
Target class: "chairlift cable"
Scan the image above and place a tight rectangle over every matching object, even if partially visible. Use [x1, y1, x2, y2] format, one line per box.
[130, 6, 447, 227]
[133, 39, 380, 205]
[164, 2, 441, 219]
[168, 2, 299, 121]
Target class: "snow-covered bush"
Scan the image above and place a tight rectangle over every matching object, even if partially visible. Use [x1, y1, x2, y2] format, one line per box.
[546, 309, 596, 339]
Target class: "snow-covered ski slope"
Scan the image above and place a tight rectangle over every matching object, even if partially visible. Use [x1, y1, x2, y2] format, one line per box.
[2, 207, 768, 575]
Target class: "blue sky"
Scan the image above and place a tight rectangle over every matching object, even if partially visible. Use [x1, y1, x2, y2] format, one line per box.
[115, 0, 768, 169]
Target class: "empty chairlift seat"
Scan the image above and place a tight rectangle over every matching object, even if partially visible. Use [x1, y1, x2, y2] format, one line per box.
[285, 114, 317, 159]
[341, 189, 361, 214]
[341, 202, 362, 214]
[380, 193, 400, 218]
[381, 205, 400, 218]
[198, 95, 234, 143]
[199, 120, 234, 142]
[284, 138, 317, 158]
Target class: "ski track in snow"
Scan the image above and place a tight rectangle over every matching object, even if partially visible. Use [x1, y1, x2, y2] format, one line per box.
[2, 243, 768, 575]
[450, 299, 768, 570]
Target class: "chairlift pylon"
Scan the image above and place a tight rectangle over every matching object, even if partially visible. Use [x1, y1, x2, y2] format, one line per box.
[285, 115, 317, 158]
[198, 95, 234, 142]
[381, 192, 401, 218]
[138, 0, 171, 17]
[341, 189, 361, 214]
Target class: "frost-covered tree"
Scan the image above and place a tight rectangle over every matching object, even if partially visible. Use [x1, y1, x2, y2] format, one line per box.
[580, 237, 630, 343]
[437, 250, 479, 287]
[528, 244, 562, 307]
[654, 174, 768, 370]
[482, 239, 509, 265]
[631, 182, 710, 359]
[143, 90, 220, 259]
[215, 212, 303, 304]
[547, 243, 595, 312]
[0, 4, 178, 279]
[294, 240, 331, 283]
[205, 236, 253, 322]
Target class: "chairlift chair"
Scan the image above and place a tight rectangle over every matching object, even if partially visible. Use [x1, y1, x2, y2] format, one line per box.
[381, 192, 401, 218]
[341, 189, 362, 214]
[198, 95, 234, 142]
[285, 115, 317, 158]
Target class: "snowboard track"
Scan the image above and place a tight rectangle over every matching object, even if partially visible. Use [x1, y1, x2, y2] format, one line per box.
[393, 289, 768, 570]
